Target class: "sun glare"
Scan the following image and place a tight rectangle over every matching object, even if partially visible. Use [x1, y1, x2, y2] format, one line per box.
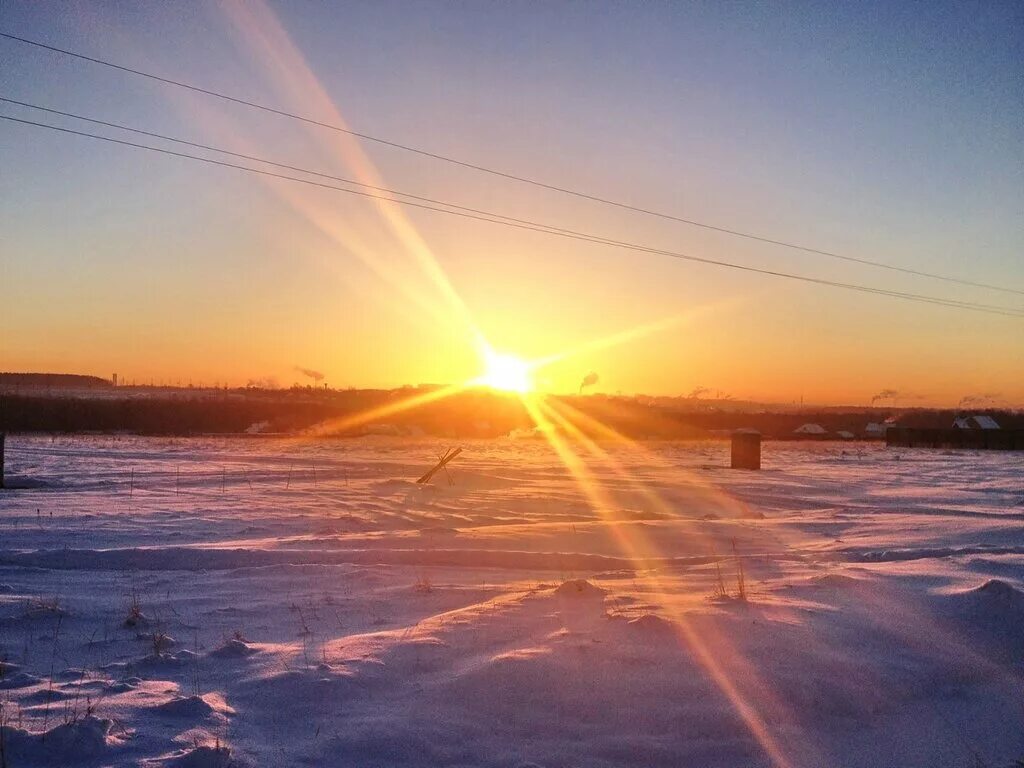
[479, 350, 533, 393]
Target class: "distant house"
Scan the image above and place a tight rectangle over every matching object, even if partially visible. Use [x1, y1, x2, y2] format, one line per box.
[836, 430, 855, 439]
[864, 422, 888, 437]
[794, 423, 827, 435]
[952, 415, 1000, 430]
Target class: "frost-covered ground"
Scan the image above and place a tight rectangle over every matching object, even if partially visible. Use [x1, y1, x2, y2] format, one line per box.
[0, 435, 1021, 767]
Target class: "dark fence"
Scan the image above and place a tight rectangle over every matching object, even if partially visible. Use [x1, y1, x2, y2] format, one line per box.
[886, 427, 1024, 450]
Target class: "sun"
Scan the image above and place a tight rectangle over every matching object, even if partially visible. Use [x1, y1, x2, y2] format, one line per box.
[478, 350, 534, 393]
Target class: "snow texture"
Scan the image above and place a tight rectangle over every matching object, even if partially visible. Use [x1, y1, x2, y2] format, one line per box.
[0, 435, 1021, 766]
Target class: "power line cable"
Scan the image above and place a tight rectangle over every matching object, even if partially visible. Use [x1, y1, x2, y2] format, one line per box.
[1, 110, 1022, 319]
[2, 30, 1020, 298]
[0, 96, 611, 240]
[6, 95, 1023, 319]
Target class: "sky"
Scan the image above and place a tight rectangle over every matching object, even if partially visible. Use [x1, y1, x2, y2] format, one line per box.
[1, 1, 1022, 407]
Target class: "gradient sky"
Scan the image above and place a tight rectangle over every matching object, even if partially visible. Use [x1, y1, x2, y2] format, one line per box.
[2, 1, 1022, 406]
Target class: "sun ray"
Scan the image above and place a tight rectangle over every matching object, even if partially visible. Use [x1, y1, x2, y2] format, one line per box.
[531, 299, 739, 375]
[292, 381, 470, 441]
[217, 0, 490, 360]
[548, 397, 749, 517]
[533, 397, 815, 768]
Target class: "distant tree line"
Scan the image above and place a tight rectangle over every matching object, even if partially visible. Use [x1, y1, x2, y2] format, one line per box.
[0, 391, 534, 437]
[0, 392, 1019, 439]
[0, 372, 112, 389]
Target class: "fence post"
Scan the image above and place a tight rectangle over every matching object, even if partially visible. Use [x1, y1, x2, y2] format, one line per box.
[0, 432, 5, 489]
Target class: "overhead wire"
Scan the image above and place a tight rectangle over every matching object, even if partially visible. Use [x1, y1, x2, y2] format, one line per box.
[2, 30, 1020, 297]
[1, 109, 1021, 319]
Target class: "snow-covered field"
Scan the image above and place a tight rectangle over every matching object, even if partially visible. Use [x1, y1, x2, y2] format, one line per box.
[0, 435, 1021, 767]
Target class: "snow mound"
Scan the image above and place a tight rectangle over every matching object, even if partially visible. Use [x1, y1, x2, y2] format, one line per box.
[626, 613, 677, 637]
[950, 578, 1024, 621]
[151, 694, 228, 719]
[43, 716, 119, 755]
[137, 631, 177, 649]
[154, 695, 215, 717]
[553, 579, 606, 598]
[809, 573, 864, 589]
[137, 648, 197, 669]
[0, 671, 41, 689]
[945, 579, 1024, 654]
[968, 578, 1024, 606]
[0, 715, 119, 764]
[105, 678, 139, 693]
[165, 744, 234, 768]
[22, 687, 76, 704]
[210, 638, 258, 658]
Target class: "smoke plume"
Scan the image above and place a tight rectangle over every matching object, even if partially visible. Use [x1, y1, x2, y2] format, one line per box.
[246, 376, 279, 389]
[870, 388, 901, 405]
[579, 372, 599, 394]
[295, 366, 325, 382]
[959, 392, 1002, 408]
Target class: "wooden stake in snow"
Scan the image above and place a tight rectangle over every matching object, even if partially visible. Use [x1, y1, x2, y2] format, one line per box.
[438, 452, 455, 485]
[0, 432, 5, 489]
[417, 447, 462, 484]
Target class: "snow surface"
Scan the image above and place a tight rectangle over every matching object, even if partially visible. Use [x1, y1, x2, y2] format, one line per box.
[0, 435, 1022, 767]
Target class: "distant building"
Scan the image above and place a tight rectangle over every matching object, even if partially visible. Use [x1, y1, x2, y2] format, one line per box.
[794, 423, 827, 435]
[952, 415, 1000, 430]
[864, 422, 888, 437]
[836, 430, 855, 439]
